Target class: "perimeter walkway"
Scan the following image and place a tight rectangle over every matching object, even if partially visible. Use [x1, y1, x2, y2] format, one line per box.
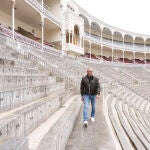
[65, 97, 116, 150]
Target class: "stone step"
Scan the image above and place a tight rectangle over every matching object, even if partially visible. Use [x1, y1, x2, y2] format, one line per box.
[0, 76, 56, 92]
[108, 96, 132, 150]
[28, 95, 81, 150]
[0, 136, 28, 150]
[0, 82, 65, 113]
[0, 87, 71, 139]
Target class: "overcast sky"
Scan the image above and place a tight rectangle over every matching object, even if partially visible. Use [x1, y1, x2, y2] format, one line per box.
[74, 0, 150, 35]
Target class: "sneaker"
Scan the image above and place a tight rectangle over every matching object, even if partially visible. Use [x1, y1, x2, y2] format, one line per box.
[83, 120, 88, 127]
[91, 117, 95, 122]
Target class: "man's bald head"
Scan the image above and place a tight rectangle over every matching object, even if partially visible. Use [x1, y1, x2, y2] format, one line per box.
[87, 67, 93, 76]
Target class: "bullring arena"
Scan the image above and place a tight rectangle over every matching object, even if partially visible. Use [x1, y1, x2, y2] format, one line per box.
[0, 0, 150, 149]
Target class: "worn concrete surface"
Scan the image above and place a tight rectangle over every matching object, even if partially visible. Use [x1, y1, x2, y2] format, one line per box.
[66, 98, 116, 150]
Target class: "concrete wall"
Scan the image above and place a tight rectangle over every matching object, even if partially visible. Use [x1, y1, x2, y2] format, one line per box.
[45, 28, 61, 42]
[103, 49, 112, 57]
[114, 50, 122, 58]
[92, 49, 101, 55]
[135, 53, 144, 59]
[46, 0, 62, 20]
[124, 52, 133, 59]
[146, 54, 150, 59]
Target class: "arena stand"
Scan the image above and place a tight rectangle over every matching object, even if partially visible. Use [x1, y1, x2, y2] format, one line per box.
[0, 28, 150, 149]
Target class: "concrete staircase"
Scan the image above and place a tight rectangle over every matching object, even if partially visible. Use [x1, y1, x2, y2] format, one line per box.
[0, 34, 82, 150]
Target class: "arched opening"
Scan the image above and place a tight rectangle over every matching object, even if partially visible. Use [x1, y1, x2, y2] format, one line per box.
[113, 31, 123, 42]
[135, 37, 144, 45]
[102, 27, 112, 40]
[66, 31, 69, 43]
[74, 25, 80, 46]
[134, 37, 144, 50]
[124, 34, 133, 50]
[70, 31, 73, 43]
[91, 22, 101, 37]
[124, 34, 133, 44]
[79, 14, 89, 33]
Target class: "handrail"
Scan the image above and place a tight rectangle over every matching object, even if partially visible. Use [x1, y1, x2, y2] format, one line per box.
[0, 25, 62, 56]
[84, 32, 150, 53]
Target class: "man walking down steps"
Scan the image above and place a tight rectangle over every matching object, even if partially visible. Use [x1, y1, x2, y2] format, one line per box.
[80, 68, 100, 127]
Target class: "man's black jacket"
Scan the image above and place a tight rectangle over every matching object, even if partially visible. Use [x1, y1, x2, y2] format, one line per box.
[80, 75, 100, 96]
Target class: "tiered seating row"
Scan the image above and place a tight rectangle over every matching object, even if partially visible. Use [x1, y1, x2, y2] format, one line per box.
[106, 85, 150, 150]
[0, 83, 65, 138]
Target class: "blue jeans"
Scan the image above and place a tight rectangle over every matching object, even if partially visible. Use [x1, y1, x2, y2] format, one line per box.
[83, 94, 96, 121]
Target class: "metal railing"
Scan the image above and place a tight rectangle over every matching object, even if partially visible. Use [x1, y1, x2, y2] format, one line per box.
[84, 32, 150, 52]
[0, 25, 62, 56]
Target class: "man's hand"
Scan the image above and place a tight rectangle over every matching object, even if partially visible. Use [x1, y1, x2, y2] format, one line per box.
[81, 96, 84, 102]
[96, 95, 100, 100]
